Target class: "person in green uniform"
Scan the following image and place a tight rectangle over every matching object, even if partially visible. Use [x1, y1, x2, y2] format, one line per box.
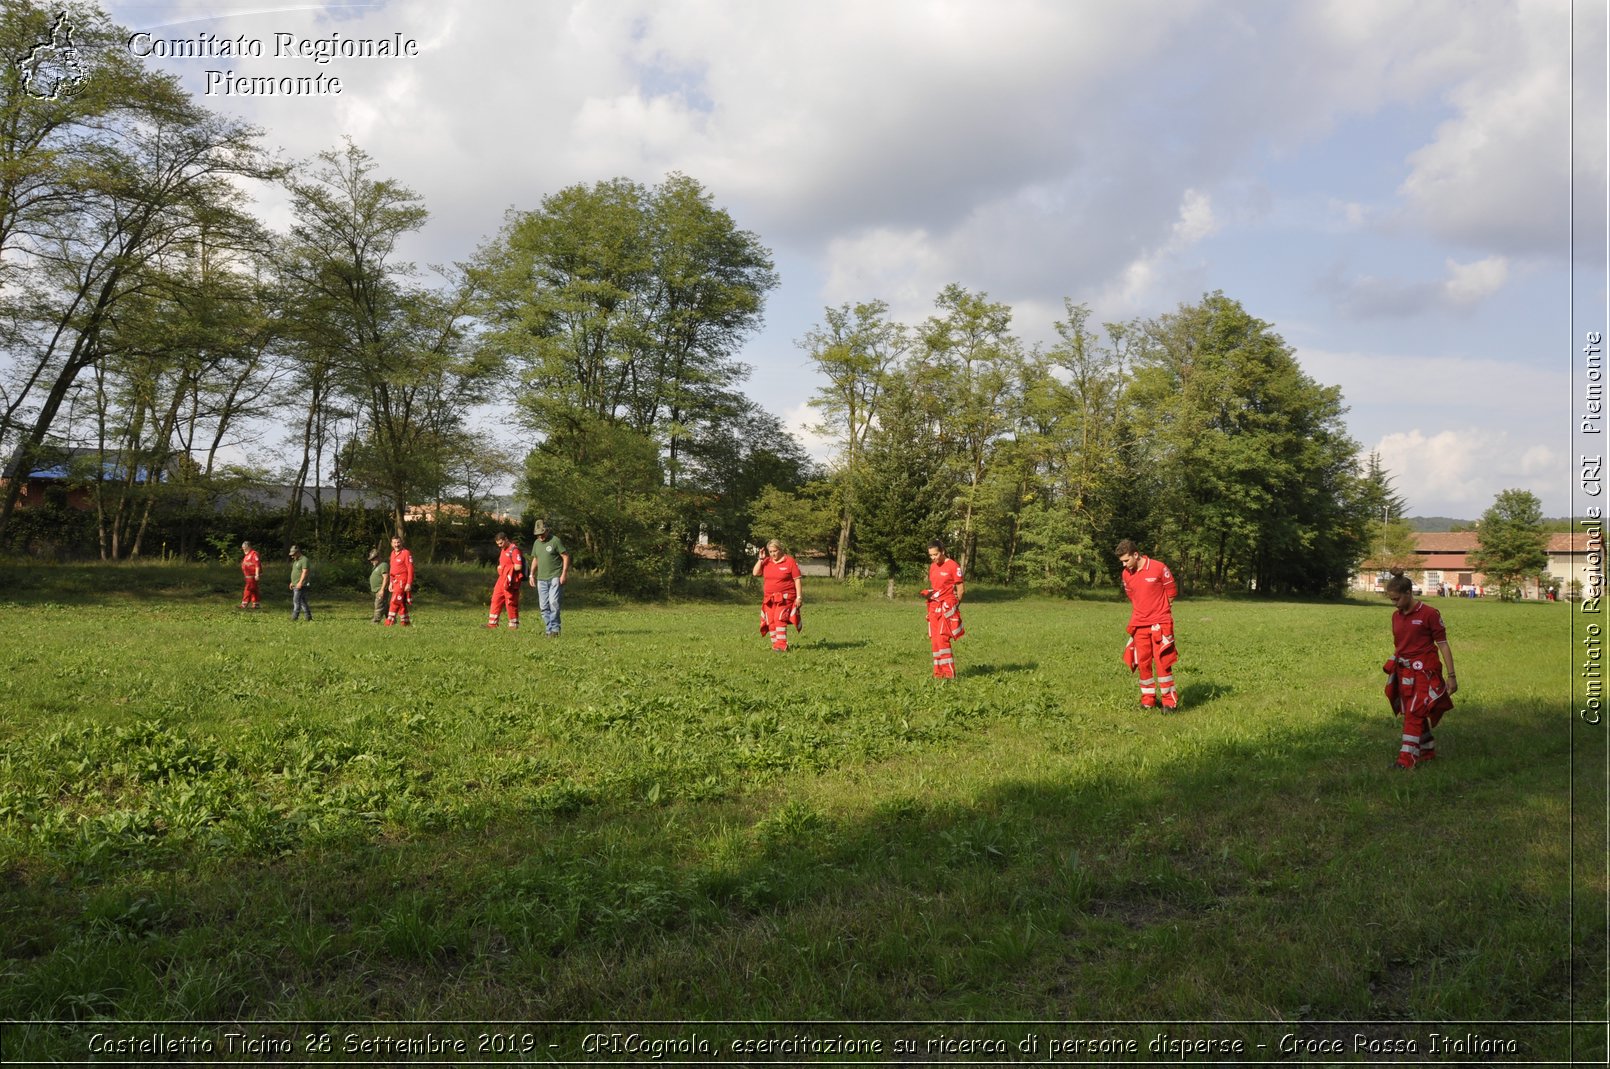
[368, 549, 388, 623]
[527, 518, 570, 636]
[289, 545, 312, 622]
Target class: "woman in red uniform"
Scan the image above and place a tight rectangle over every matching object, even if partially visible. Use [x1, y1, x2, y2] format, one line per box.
[752, 539, 803, 652]
[1383, 574, 1458, 769]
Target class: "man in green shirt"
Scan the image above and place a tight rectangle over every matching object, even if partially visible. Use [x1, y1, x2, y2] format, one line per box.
[527, 518, 570, 636]
[289, 544, 312, 621]
[368, 549, 388, 623]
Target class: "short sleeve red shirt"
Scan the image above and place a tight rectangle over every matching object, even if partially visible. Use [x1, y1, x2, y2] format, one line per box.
[929, 558, 963, 602]
[1122, 555, 1177, 627]
[761, 555, 801, 598]
[241, 549, 259, 577]
[1392, 600, 1447, 662]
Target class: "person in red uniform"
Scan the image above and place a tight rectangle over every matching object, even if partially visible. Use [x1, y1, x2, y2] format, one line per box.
[922, 541, 965, 679]
[487, 531, 524, 629]
[1383, 573, 1458, 769]
[386, 535, 415, 627]
[752, 539, 803, 652]
[1116, 538, 1179, 710]
[239, 541, 261, 609]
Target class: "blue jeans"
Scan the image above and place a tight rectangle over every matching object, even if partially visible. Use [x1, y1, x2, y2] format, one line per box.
[291, 586, 312, 620]
[535, 578, 562, 634]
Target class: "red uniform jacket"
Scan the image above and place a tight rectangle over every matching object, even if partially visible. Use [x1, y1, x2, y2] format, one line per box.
[389, 549, 415, 593]
[497, 543, 524, 589]
[241, 549, 259, 578]
[1122, 555, 1176, 628]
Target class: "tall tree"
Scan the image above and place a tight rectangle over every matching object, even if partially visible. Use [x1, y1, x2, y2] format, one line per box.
[850, 370, 952, 578]
[801, 299, 909, 577]
[471, 173, 777, 590]
[0, 11, 274, 543]
[283, 141, 495, 541]
[1125, 292, 1367, 595]
[1468, 488, 1548, 600]
[916, 283, 1022, 576]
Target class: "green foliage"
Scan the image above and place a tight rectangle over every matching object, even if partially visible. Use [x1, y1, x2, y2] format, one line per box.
[523, 418, 678, 597]
[1125, 292, 1369, 595]
[849, 373, 953, 578]
[1363, 518, 1425, 576]
[748, 480, 840, 560]
[1469, 489, 1549, 600]
[283, 141, 499, 536]
[473, 174, 782, 593]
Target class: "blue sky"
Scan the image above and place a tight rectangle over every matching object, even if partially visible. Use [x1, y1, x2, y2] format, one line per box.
[104, 0, 1607, 518]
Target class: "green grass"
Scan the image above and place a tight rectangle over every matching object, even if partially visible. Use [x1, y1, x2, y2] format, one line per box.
[0, 564, 1601, 1062]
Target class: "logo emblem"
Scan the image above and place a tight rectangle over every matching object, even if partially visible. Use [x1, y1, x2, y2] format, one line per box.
[18, 11, 86, 100]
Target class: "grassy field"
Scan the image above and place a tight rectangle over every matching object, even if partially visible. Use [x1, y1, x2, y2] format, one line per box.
[0, 563, 1601, 1063]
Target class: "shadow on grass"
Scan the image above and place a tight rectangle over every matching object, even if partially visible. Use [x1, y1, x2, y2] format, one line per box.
[1, 696, 1594, 1055]
[1178, 680, 1233, 707]
[808, 639, 871, 651]
[959, 661, 1040, 677]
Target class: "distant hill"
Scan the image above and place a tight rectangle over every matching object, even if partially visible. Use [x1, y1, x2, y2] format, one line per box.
[1404, 516, 1577, 533]
[1404, 516, 1472, 532]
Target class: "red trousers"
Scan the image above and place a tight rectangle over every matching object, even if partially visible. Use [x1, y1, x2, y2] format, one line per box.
[1384, 658, 1451, 764]
[1125, 621, 1178, 703]
[761, 594, 799, 650]
[240, 578, 259, 607]
[489, 584, 520, 627]
[387, 585, 412, 625]
[927, 598, 963, 677]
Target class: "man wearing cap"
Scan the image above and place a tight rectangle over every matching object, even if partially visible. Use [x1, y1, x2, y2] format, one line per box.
[527, 519, 569, 636]
[487, 531, 524, 629]
[288, 544, 312, 621]
[367, 548, 388, 624]
[239, 541, 261, 610]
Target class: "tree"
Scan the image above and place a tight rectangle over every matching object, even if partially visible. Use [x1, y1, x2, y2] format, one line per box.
[849, 371, 952, 578]
[1468, 489, 1548, 600]
[802, 299, 910, 577]
[1362, 519, 1426, 579]
[1124, 292, 1368, 595]
[470, 173, 777, 590]
[748, 480, 840, 565]
[0, 4, 275, 545]
[915, 284, 1022, 576]
[283, 141, 496, 541]
[681, 398, 814, 574]
[1358, 451, 1408, 524]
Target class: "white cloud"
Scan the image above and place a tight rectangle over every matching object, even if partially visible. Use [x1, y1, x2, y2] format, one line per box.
[780, 401, 835, 465]
[1442, 255, 1510, 305]
[1367, 0, 1586, 259]
[1371, 428, 1564, 516]
[1331, 254, 1515, 318]
[1096, 189, 1220, 314]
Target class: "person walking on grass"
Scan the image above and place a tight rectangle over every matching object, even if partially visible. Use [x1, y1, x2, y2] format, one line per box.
[527, 519, 569, 636]
[1383, 573, 1458, 770]
[922, 541, 964, 679]
[288, 544, 312, 622]
[386, 535, 415, 627]
[752, 538, 803, 652]
[1116, 538, 1179, 710]
[487, 531, 525, 629]
[239, 541, 261, 609]
[368, 549, 388, 624]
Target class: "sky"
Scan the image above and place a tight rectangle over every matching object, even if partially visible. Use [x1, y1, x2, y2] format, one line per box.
[97, 0, 1609, 519]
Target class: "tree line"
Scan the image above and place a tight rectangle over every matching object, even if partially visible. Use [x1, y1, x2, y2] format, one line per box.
[1, 1, 1399, 597]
